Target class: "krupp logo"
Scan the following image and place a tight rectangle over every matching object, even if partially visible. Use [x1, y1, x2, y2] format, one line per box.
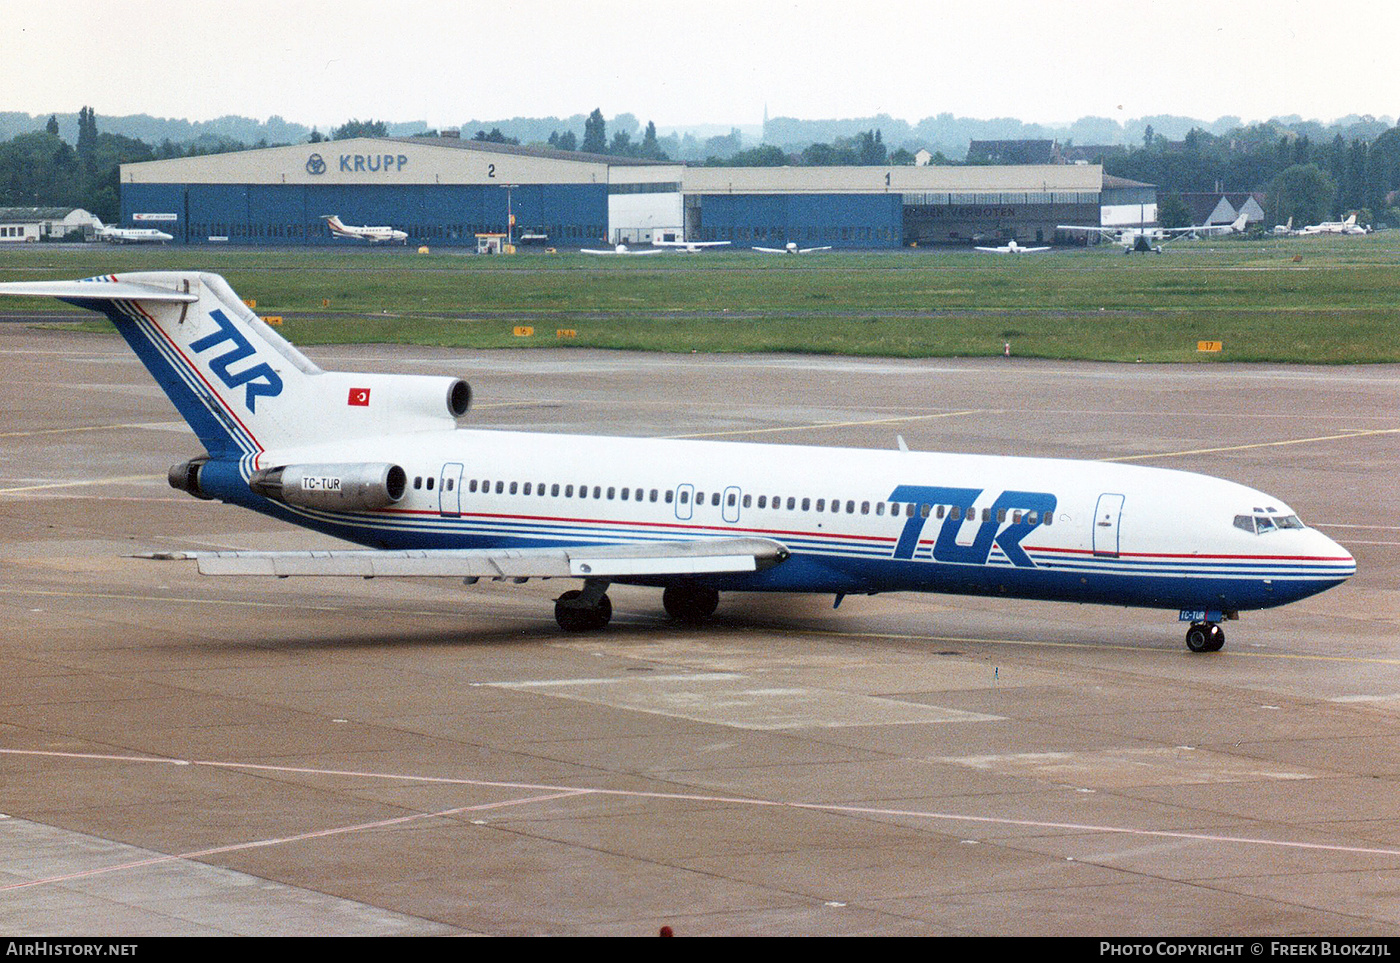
[305, 153, 326, 175]
[189, 309, 284, 412]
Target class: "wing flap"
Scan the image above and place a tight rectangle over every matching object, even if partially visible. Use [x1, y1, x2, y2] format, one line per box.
[144, 537, 789, 579]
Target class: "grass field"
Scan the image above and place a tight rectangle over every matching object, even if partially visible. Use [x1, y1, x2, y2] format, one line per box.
[2, 234, 1398, 362]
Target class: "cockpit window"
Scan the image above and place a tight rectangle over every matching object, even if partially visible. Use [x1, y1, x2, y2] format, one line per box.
[1237, 512, 1306, 534]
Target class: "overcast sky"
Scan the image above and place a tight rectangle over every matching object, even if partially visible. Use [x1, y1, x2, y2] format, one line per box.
[5, 1, 1395, 131]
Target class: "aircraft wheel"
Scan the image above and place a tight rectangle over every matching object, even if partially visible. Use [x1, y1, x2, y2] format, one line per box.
[555, 590, 612, 632]
[662, 584, 720, 623]
[1205, 623, 1225, 652]
[1185, 622, 1214, 653]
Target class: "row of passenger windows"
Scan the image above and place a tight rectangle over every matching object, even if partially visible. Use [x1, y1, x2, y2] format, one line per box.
[409, 474, 1053, 526]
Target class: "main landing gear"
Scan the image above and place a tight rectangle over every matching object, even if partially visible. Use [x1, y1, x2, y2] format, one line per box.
[554, 581, 612, 632]
[662, 584, 720, 624]
[1185, 621, 1225, 653]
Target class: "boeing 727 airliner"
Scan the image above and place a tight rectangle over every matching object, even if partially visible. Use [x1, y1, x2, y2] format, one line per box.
[0, 272, 1355, 650]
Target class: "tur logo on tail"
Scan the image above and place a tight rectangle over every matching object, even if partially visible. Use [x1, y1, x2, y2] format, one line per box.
[189, 309, 284, 412]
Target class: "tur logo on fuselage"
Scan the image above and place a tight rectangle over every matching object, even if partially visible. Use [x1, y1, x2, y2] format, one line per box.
[888, 484, 1057, 567]
[189, 309, 283, 412]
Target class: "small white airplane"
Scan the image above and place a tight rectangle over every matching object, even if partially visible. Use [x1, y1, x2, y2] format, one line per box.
[0, 271, 1356, 651]
[1297, 214, 1368, 236]
[1272, 217, 1296, 236]
[974, 240, 1050, 254]
[92, 219, 173, 244]
[753, 242, 834, 254]
[580, 243, 665, 256]
[652, 238, 732, 253]
[1059, 211, 1248, 254]
[322, 215, 408, 244]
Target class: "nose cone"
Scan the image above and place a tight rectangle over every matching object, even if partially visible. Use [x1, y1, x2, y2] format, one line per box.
[1316, 530, 1357, 579]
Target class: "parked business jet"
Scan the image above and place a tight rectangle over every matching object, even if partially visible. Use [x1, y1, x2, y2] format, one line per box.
[652, 238, 732, 253]
[580, 243, 665, 256]
[321, 214, 408, 244]
[1059, 211, 1248, 254]
[92, 219, 173, 244]
[753, 242, 834, 254]
[1297, 214, 1368, 236]
[974, 239, 1050, 254]
[0, 272, 1355, 650]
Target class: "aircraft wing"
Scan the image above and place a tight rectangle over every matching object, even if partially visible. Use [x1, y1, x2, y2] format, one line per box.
[798, 246, 833, 253]
[1056, 224, 1118, 235]
[752, 246, 788, 253]
[143, 536, 790, 579]
[0, 279, 199, 303]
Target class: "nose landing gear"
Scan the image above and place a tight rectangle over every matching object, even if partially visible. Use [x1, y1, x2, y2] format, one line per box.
[1185, 621, 1225, 653]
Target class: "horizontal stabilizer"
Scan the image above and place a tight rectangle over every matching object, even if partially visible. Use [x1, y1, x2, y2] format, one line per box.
[0, 279, 198, 303]
[142, 537, 791, 579]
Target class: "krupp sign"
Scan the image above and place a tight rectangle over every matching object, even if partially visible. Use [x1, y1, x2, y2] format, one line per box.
[339, 153, 409, 173]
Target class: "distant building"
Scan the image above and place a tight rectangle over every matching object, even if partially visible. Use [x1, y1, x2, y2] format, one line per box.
[1099, 175, 1159, 227]
[0, 207, 100, 242]
[966, 139, 1060, 165]
[914, 149, 933, 167]
[1178, 192, 1266, 228]
[1058, 144, 1128, 164]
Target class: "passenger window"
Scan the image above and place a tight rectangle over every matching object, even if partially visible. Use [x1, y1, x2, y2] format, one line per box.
[620, 488, 629, 500]
[711, 492, 720, 506]
[552, 484, 560, 496]
[997, 508, 1006, 524]
[875, 502, 884, 516]
[565, 484, 574, 497]
[950, 506, 960, 520]
[920, 503, 931, 518]
[802, 498, 811, 511]
[905, 503, 915, 517]
[427, 477, 435, 490]
[1044, 512, 1053, 526]
[446, 478, 454, 491]
[650, 489, 658, 502]
[523, 483, 532, 495]
[495, 481, 504, 494]
[509, 482, 518, 495]
[579, 486, 588, 499]
[607, 487, 616, 500]
[846, 500, 855, 513]
[680, 491, 689, 504]
[742, 494, 751, 508]
[414, 476, 422, 490]
[758, 495, 767, 508]
[666, 490, 674, 504]
[592, 486, 601, 498]
[787, 497, 796, 510]
[861, 501, 869, 515]
[936, 505, 945, 519]
[816, 499, 826, 512]
[1027, 510, 1038, 525]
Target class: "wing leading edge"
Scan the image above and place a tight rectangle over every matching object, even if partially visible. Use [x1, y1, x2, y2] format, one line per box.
[145, 536, 790, 579]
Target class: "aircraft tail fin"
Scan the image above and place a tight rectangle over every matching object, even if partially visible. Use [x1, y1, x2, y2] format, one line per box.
[1231, 211, 1248, 232]
[1345, 214, 1357, 226]
[0, 272, 469, 470]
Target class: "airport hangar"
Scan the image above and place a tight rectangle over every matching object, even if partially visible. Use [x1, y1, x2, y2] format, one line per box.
[117, 136, 1155, 248]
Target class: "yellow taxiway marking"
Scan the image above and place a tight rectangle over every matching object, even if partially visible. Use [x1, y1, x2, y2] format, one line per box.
[0, 422, 173, 439]
[667, 409, 984, 440]
[1105, 427, 1400, 463]
[0, 474, 163, 495]
[762, 625, 1400, 668]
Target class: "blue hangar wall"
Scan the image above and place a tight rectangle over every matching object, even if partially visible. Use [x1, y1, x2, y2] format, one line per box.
[689, 193, 903, 248]
[121, 183, 609, 245]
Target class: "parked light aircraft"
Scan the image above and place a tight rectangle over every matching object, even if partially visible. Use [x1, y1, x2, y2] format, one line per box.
[93, 219, 173, 244]
[974, 239, 1050, 254]
[322, 215, 408, 244]
[580, 244, 665, 256]
[651, 239, 732, 253]
[753, 242, 834, 254]
[0, 272, 1355, 650]
[1297, 214, 1368, 236]
[1059, 211, 1248, 254]
[1272, 217, 1296, 236]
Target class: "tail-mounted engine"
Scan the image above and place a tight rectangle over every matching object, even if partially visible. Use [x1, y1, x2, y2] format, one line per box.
[167, 456, 214, 500]
[248, 462, 408, 511]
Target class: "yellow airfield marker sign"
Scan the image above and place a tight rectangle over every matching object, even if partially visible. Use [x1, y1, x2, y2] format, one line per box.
[556, 329, 577, 339]
[1197, 341, 1223, 353]
[513, 326, 535, 337]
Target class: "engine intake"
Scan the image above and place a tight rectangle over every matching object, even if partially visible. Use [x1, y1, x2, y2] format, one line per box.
[249, 462, 407, 511]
